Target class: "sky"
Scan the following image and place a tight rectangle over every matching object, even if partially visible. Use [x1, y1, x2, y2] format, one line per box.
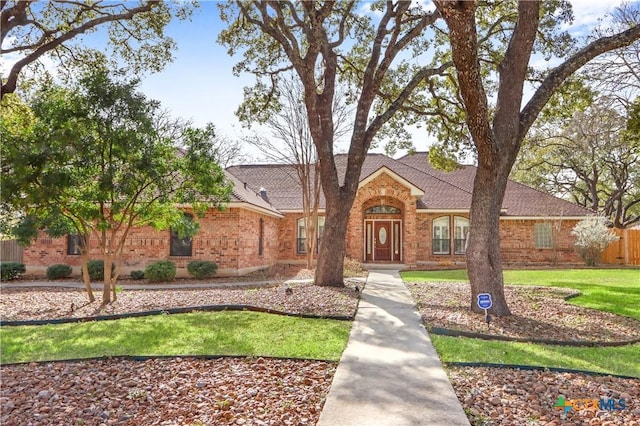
[138, 0, 629, 160]
[1, 0, 632, 161]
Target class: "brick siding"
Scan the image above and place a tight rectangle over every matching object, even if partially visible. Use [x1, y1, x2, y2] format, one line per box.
[23, 207, 279, 277]
[22, 172, 583, 276]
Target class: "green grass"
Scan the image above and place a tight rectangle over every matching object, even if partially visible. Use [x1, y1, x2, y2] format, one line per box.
[401, 269, 640, 377]
[432, 335, 640, 378]
[0, 311, 350, 364]
[401, 268, 640, 320]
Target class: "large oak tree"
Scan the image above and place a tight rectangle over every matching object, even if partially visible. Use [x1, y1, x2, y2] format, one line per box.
[513, 96, 640, 228]
[246, 75, 353, 268]
[433, 0, 640, 314]
[219, 1, 448, 287]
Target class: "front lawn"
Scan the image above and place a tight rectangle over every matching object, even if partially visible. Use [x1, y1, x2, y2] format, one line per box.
[401, 268, 640, 377]
[431, 335, 640, 378]
[0, 311, 351, 364]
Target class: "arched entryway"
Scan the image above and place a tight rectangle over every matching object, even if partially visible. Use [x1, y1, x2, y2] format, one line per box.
[364, 205, 402, 262]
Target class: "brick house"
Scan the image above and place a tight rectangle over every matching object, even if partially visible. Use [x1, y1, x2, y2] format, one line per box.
[23, 152, 592, 276]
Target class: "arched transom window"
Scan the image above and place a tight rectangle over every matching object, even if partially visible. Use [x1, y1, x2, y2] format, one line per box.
[365, 205, 401, 214]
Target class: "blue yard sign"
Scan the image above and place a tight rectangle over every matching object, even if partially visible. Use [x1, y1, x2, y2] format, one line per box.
[477, 293, 492, 310]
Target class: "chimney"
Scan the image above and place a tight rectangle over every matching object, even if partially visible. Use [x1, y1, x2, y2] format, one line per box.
[244, 182, 248, 190]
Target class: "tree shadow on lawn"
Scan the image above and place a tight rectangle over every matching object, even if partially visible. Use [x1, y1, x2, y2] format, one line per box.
[408, 282, 640, 343]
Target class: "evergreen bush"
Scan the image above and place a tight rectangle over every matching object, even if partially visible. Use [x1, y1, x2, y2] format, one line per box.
[47, 264, 73, 280]
[85, 260, 115, 281]
[145, 261, 176, 282]
[187, 260, 218, 279]
[0, 262, 26, 281]
[130, 270, 145, 280]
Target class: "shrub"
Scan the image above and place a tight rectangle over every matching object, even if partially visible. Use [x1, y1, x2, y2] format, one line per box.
[0, 262, 26, 281]
[187, 260, 218, 279]
[130, 270, 145, 280]
[46, 264, 73, 280]
[145, 261, 176, 282]
[85, 260, 115, 281]
[572, 217, 619, 266]
[343, 257, 364, 277]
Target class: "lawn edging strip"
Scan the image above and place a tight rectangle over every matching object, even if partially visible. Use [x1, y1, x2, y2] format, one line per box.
[1, 354, 340, 367]
[445, 362, 640, 380]
[0, 304, 354, 327]
[428, 326, 640, 347]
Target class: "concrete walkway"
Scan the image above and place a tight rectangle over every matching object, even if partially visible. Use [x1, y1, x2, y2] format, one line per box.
[317, 270, 470, 426]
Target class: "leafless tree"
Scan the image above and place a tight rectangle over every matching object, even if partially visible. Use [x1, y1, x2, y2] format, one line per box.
[247, 75, 353, 268]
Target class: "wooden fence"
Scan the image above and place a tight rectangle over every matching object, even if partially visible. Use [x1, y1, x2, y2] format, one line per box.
[0, 239, 23, 263]
[601, 229, 640, 266]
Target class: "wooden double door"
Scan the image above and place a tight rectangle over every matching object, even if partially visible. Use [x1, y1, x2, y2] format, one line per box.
[364, 220, 402, 262]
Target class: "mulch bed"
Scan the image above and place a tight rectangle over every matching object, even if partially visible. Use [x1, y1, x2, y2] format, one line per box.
[2, 269, 639, 425]
[1, 357, 334, 426]
[408, 280, 640, 426]
[407, 281, 640, 344]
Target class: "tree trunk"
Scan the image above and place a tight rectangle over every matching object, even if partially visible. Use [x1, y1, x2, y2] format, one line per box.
[314, 194, 352, 287]
[80, 250, 95, 303]
[466, 158, 512, 316]
[102, 253, 114, 304]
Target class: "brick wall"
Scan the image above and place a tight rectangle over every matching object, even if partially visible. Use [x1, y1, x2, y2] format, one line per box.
[348, 172, 418, 264]
[499, 219, 582, 264]
[23, 183, 584, 276]
[413, 215, 582, 265]
[23, 207, 279, 277]
[275, 172, 583, 267]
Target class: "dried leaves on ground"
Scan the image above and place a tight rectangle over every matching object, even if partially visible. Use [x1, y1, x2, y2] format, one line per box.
[1, 358, 334, 426]
[408, 281, 640, 343]
[0, 281, 361, 322]
[449, 366, 640, 426]
[2, 269, 640, 425]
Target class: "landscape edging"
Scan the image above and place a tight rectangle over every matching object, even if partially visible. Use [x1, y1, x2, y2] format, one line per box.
[428, 326, 640, 347]
[0, 304, 354, 327]
[445, 362, 639, 380]
[0, 354, 339, 367]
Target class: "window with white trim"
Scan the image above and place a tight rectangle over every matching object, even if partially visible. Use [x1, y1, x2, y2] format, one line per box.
[453, 216, 469, 254]
[534, 223, 553, 249]
[432, 216, 450, 255]
[297, 217, 325, 254]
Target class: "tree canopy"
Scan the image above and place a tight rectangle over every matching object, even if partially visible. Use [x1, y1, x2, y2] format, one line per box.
[513, 96, 640, 228]
[1, 68, 233, 303]
[219, 1, 449, 287]
[511, 3, 640, 229]
[217, 0, 640, 314]
[1, 0, 191, 98]
[433, 0, 639, 314]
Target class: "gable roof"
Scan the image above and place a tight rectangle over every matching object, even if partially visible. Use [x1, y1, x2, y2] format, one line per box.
[225, 153, 593, 218]
[358, 165, 424, 197]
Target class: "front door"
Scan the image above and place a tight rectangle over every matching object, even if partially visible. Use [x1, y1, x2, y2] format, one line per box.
[365, 219, 402, 262]
[374, 221, 391, 261]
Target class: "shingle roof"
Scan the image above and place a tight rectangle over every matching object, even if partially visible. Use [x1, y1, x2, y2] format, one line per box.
[224, 170, 283, 216]
[225, 153, 593, 217]
[397, 152, 593, 217]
